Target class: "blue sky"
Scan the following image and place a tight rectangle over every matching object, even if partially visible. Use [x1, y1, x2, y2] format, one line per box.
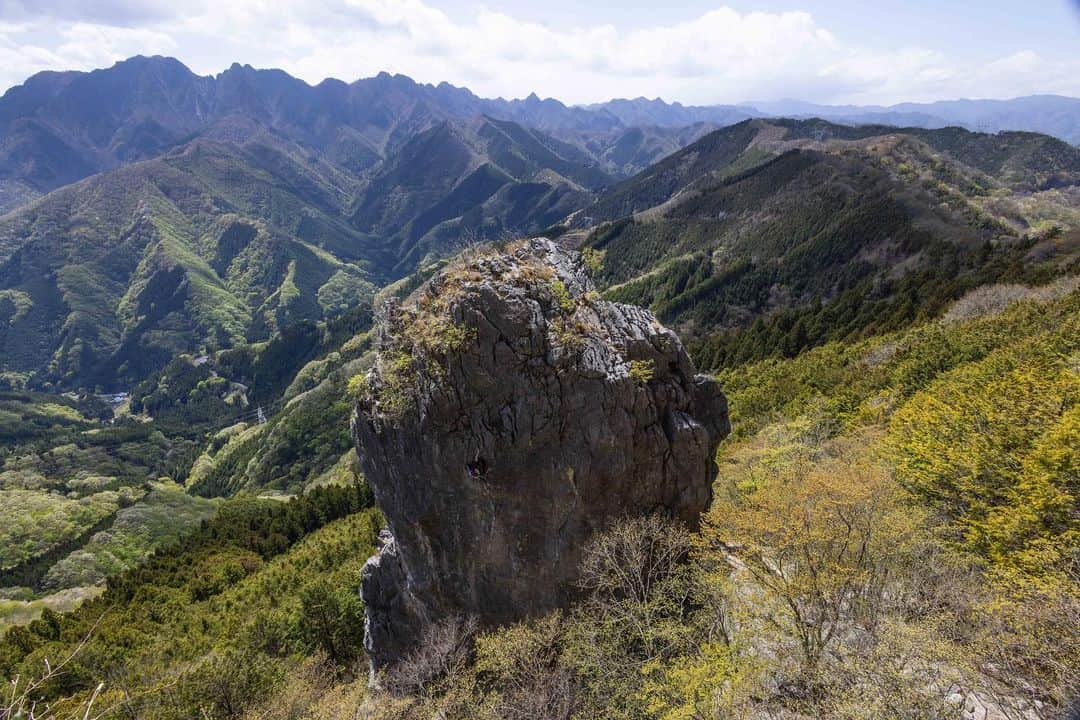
[1, 0, 1077, 104]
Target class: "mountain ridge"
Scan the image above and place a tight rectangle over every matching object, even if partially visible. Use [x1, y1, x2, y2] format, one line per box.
[580, 117, 1080, 367]
[2, 55, 1077, 215]
[0, 108, 618, 389]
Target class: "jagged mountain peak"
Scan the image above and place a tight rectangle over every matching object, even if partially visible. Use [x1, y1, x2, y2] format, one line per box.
[2, 56, 1076, 218]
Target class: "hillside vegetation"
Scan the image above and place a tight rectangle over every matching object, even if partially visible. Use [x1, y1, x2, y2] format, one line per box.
[0, 57, 1078, 720]
[4, 277, 1076, 720]
[0, 135, 377, 390]
[0, 484, 377, 720]
[583, 119, 1080, 369]
[0, 303, 374, 635]
[0, 118, 617, 391]
[0, 390, 215, 634]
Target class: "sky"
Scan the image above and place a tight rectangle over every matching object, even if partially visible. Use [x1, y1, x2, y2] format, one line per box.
[0, 0, 1078, 106]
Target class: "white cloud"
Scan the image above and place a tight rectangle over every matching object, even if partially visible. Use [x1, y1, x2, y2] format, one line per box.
[0, 0, 186, 25]
[0, 23, 176, 90]
[987, 50, 1040, 74]
[55, 23, 177, 67]
[0, 1, 1076, 106]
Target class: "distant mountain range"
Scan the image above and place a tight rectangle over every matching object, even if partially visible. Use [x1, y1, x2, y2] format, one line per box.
[740, 95, 1080, 145]
[0, 55, 1077, 391]
[0, 57, 570, 212]
[586, 94, 1080, 146]
[1, 56, 1077, 215]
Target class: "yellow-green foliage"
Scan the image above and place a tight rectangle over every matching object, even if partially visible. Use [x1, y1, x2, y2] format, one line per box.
[580, 247, 605, 275]
[548, 316, 590, 356]
[639, 643, 737, 720]
[317, 268, 377, 316]
[185, 422, 263, 490]
[701, 284, 1080, 710]
[0, 586, 104, 637]
[26, 402, 87, 424]
[374, 351, 417, 418]
[997, 407, 1080, 574]
[305, 451, 363, 493]
[549, 279, 576, 313]
[404, 286, 477, 359]
[889, 337, 1079, 579]
[0, 488, 135, 570]
[415, 315, 475, 356]
[286, 351, 352, 401]
[0, 289, 32, 324]
[717, 287, 1080, 585]
[339, 331, 370, 357]
[707, 434, 927, 663]
[346, 371, 370, 399]
[714, 416, 822, 496]
[628, 359, 656, 385]
[472, 611, 565, 705]
[40, 482, 220, 590]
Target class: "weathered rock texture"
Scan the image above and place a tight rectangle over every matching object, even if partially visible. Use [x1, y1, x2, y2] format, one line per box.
[353, 238, 729, 672]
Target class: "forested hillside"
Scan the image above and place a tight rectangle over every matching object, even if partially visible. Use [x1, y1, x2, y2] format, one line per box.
[582, 119, 1080, 368]
[0, 484, 378, 719]
[0, 295, 379, 638]
[0, 117, 610, 391]
[0, 134, 377, 390]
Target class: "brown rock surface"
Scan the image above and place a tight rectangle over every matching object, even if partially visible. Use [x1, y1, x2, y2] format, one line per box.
[353, 238, 729, 672]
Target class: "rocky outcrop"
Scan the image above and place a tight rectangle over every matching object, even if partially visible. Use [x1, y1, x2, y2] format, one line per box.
[353, 238, 729, 673]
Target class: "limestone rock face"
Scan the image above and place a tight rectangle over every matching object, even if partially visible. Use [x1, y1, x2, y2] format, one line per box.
[353, 238, 729, 672]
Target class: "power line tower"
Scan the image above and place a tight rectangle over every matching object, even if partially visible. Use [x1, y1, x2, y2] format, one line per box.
[257, 405, 267, 425]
